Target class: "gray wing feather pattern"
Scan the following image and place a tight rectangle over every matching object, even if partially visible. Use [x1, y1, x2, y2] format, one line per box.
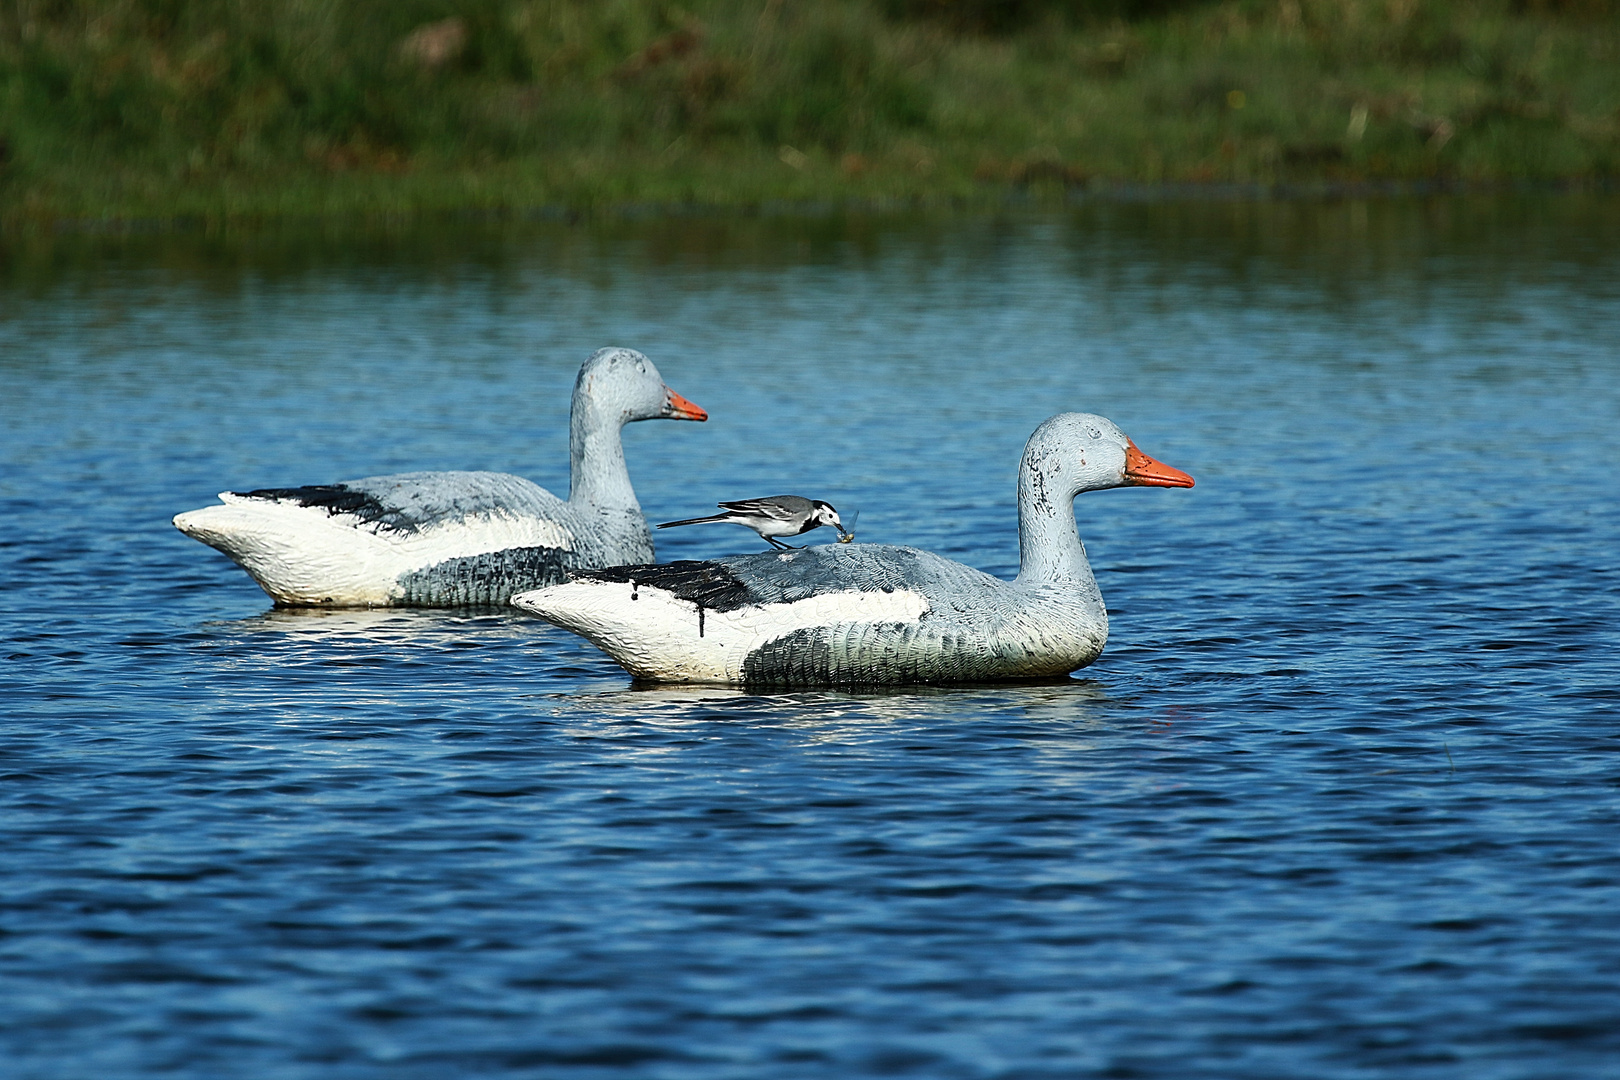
[715, 496, 814, 520]
[238, 471, 565, 534]
[578, 544, 1004, 613]
[718, 544, 998, 605]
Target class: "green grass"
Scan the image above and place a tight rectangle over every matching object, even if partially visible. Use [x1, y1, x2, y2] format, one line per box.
[2, 0, 1617, 223]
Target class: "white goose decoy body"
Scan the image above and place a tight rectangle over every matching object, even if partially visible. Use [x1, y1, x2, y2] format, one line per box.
[511, 413, 1193, 686]
[173, 347, 707, 607]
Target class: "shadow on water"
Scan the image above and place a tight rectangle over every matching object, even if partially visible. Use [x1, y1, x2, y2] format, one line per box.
[541, 678, 1122, 734]
[220, 605, 532, 637]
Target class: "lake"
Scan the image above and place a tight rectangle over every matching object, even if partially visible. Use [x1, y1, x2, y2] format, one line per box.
[2, 196, 1618, 1078]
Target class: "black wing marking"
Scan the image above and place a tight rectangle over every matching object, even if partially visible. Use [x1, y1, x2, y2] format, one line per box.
[572, 560, 757, 612]
[232, 472, 565, 536]
[575, 546, 940, 614]
[233, 484, 421, 534]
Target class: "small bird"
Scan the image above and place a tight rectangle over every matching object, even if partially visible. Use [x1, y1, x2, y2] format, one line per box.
[658, 496, 844, 550]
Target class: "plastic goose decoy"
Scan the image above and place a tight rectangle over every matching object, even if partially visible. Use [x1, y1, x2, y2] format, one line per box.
[173, 347, 707, 607]
[511, 413, 1193, 685]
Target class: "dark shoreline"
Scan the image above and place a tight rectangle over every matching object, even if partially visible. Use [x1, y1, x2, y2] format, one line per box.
[8, 176, 1616, 237]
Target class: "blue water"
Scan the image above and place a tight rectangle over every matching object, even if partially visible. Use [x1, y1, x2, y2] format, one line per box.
[3, 198, 1619, 1078]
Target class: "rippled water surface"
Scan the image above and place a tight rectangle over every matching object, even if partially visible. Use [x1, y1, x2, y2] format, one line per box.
[3, 198, 1619, 1078]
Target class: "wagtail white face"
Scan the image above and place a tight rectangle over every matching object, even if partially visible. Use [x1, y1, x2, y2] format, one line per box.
[658, 496, 844, 550]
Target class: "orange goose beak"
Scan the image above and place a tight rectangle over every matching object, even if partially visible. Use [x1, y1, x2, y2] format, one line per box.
[663, 389, 708, 421]
[1124, 438, 1195, 488]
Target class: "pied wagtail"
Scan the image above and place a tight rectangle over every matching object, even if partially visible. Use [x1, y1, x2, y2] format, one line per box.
[658, 496, 845, 550]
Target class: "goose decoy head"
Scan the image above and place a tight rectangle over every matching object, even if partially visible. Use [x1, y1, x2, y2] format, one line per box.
[577, 347, 708, 425]
[1024, 413, 1195, 496]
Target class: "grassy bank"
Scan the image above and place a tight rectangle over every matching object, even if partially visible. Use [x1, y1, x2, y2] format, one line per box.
[1, 0, 1617, 222]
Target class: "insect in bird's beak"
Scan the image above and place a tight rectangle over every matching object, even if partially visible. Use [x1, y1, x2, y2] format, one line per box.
[836, 509, 858, 543]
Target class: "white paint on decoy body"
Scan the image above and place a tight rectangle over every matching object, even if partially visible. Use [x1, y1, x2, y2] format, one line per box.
[511, 413, 1194, 686]
[173, 347, 707, 607]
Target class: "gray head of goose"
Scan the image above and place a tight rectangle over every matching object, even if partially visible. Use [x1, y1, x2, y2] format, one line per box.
[568, 347, 706, 510]
[573, 347, 708, 426]
[1021, 413, 1195, 502]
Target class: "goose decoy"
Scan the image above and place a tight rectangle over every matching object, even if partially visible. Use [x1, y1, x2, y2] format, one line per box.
[511, 413, 1193, 685]
[173, 347, 707, 607]
[658, 496, 844, 550]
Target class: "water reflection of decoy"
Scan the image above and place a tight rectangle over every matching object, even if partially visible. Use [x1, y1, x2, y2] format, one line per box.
[513, 413, 1193, 686]
[173, 348, 707, 607]
[658, 496, 844, 550]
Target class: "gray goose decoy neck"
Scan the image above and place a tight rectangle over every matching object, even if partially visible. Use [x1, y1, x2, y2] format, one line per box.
[511, 412, 1193, 686]
[172, 347, 707, 607]
[658, 496, 844, 550]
